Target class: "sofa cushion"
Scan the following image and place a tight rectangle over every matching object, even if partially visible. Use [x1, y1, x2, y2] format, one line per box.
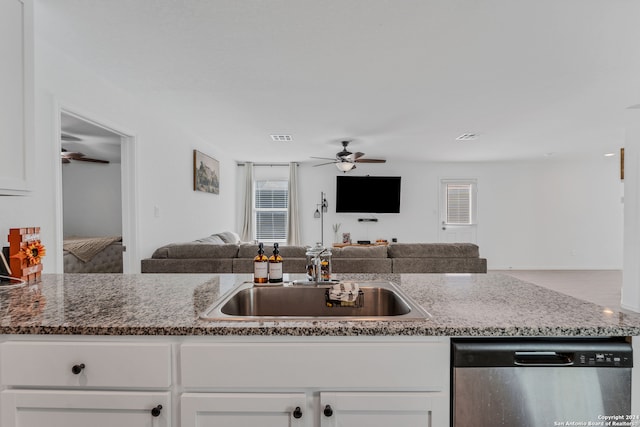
[141, 258, 233, 273]
[331, 245, 388, 258]
[238, 244, 307, 258]
[332, 258, 393, 273]
[152, 243, 239, 259]
[391, 257, 487, 273]
[387, 243, 479, 258]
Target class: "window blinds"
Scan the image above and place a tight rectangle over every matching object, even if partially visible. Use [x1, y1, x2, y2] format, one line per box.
[446, 183, 472, 225]
[255, 180, 288, 241]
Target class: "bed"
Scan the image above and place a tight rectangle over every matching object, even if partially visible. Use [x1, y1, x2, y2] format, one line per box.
[63, 236, 123, 273]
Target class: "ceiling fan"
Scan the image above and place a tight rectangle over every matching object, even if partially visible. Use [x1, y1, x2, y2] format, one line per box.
[312, 141, 386, 172]
[60, 133, 109, 164]
[61, 148, 110, 164]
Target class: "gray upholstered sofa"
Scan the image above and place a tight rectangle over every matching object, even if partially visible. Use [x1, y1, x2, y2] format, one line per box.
[140, 234, 486, 274]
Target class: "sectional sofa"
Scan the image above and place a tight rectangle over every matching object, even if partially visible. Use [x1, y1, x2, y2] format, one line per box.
[140, 233, 487, 274]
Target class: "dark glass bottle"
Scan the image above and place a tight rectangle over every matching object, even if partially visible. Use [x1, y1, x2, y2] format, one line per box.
[268, 243, 283, 283]
[253, 242, 268, 283]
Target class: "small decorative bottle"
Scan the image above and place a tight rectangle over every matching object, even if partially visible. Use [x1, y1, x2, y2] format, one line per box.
[320, 246, 332, 281]
[268, 243, 283, 283]
[253, 242, 268, 284]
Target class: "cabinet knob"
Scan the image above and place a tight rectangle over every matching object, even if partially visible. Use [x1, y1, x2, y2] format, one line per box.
[323, 404, 333, 417]
[151, 405, 163, 417]
[71, 363, 85, 375]
[292, 406, 303, 419]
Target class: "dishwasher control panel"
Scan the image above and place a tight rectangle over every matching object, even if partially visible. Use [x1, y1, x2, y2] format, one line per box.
[452, 337, 633, 368]
[577, 351, 632, 367]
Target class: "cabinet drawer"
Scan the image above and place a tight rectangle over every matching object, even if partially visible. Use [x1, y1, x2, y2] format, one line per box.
[181, 339, 448, 389]
[1, 390, 170, 427]
[1, 341, 171, 388]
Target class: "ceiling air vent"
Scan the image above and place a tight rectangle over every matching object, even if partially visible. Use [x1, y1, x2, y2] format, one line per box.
[270, 135, 293, 142]
[456, 133, 478, 141]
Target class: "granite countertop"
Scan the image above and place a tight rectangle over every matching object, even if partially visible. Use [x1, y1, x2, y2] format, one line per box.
[1, 272, 639, 337]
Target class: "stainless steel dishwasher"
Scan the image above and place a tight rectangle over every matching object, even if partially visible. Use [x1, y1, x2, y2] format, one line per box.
[452, 337, 633, 427]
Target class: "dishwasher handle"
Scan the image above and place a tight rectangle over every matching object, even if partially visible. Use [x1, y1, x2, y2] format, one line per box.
[514, 351, 574, 366]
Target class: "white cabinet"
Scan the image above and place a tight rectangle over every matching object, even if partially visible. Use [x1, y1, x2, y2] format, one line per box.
[181, 393, 306, 427]
[181, 340, 448, 389]
[0, 336, 452, 427]
[179, 391, 448, 427]
[0, 0, 34, 195]
[0, 341, 172, 427]
[180, 338, 450, 427]
[2, 390, 170, 427]
[320, 392, 448, 427]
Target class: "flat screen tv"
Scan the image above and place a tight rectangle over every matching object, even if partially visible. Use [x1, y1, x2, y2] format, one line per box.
[335, 176, 401, 213]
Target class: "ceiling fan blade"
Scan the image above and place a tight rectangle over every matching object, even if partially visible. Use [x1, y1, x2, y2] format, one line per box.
[60, 149, 109, 163]
[355, 158, 386, 163]
[61, 133, 82, 142]
[343, 151, 364, 162]
[73, 157, 110, 164]
[61, 151, 85, 159]
[313, 161, 338, 167]
[310, 156, 337, 161]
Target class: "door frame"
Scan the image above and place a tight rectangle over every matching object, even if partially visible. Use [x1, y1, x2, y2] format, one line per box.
[438, 177, 478, 243]
[54, 104, 139, 273]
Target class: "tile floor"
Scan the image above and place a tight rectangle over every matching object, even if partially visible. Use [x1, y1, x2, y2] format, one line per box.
[491, 270, 623, 311]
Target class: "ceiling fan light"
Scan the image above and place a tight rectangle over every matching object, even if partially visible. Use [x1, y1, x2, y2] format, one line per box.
[335, 162, 355, 172]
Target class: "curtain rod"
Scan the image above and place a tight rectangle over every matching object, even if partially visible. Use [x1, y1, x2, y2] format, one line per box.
[237, 162, 299, 167]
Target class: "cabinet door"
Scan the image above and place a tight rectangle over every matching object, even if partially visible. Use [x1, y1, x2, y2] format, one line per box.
[0, 0, 33, 194]
[181, 392, 307, 427]
[320, 392, 448, 427]
[1, 390, 170, 427]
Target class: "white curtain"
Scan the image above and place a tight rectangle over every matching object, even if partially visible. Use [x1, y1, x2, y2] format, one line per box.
[287, 162, 301, 245]
[240, 162, 254, 242]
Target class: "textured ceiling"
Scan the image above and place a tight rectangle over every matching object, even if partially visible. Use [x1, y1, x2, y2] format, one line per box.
[36, 0, 640, 164]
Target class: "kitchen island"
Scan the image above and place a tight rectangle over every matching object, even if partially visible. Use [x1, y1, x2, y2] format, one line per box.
[0, 273, 639, 427]
[1, 272, 638, 336]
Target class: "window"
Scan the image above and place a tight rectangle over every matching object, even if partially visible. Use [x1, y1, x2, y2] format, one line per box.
[254, 180, 288, 242]
[442, 180, 476, 225]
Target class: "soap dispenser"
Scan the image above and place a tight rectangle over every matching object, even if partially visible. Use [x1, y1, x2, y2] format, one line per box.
[253, 243, 268, 283]
[268, 243, 283, 283]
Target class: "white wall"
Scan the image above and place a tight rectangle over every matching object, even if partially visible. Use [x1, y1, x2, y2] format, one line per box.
[0, 38, 237, 272]
[0, 24, 621, 273]
[62, 163, 122, 238]
[296, 155, 623, 270]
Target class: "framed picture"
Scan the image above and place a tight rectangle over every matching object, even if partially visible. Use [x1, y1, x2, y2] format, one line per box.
[193, 150, 220, 194]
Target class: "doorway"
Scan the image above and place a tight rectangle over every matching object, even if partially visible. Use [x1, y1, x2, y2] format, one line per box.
[55, 109, 137, 273]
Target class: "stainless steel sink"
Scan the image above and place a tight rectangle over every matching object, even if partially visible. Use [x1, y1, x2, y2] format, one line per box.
[199, 281, 430, 321]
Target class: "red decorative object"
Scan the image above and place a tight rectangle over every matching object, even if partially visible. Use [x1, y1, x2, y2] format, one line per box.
[8, 227, 44, 282]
